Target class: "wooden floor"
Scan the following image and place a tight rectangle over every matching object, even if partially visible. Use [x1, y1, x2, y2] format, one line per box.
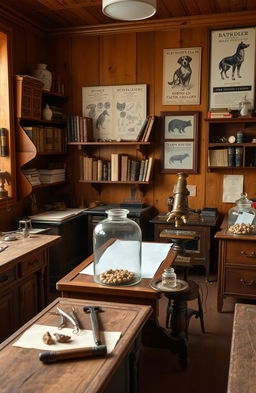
[140, 272, 236, 393]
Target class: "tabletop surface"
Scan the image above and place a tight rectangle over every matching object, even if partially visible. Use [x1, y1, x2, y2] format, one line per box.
[0, 234, 61, 269]
[215, 228, 256, 240]
[227, 303, 256, 393]
[0, 297, 151, 393]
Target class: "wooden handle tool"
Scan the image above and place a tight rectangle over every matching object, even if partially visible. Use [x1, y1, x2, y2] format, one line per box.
[39, 344, 107, 363]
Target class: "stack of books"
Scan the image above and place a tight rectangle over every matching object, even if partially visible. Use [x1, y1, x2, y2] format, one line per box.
[23, 168, 41, 186]
[67, 115, 93, 142]
[23, 126, 64, 153]
[80, 154, 153, 182]
[207, 108, 232, 119]
[38, 168, 66, 183]
[136, 115, 156, 142]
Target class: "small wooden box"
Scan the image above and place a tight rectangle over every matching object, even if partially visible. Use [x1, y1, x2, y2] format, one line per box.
[15, 75, 43, 120]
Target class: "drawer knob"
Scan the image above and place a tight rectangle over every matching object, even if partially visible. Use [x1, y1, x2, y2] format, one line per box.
[240, 250, 256, 257]
[240, 279, 256, 286]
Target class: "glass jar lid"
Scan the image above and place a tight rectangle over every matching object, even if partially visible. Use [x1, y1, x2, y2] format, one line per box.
[235, 192, 252, 208]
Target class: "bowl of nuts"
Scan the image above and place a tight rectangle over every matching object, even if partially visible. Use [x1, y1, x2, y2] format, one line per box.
[228, 223, 256, 235]
[98, 269, 137, 286]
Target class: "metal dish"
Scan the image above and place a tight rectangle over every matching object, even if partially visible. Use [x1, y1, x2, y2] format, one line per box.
[150, 278, 189, 293]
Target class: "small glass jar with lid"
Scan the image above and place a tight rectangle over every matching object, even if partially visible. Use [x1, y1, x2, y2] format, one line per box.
[162, 267, 177, 288]
[93, 209, 142, 286]
[228, 192, 256, 234]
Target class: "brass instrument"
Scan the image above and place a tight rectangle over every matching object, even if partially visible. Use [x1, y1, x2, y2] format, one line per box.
[167, 173, 189, 227]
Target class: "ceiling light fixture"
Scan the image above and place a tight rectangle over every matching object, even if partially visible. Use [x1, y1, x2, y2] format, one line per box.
[102, 0, 156, 21]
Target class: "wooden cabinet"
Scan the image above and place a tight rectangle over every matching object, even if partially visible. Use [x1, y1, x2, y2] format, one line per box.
[215, 228, 256, 312]
[15, 75, 68, 199]
[150, 213, 220, 281]
[0, 234, 60, 342]
[206, 117, 256, 170]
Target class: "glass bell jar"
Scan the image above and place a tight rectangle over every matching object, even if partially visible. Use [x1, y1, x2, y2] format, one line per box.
[228, 192, 256, 233]
[93, 209, 142, 286]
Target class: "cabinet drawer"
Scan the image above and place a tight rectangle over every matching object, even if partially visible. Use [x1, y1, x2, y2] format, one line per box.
[225, 268, 256, 297]
[0, 268, 16, 287]
[19, 253, 44, 277]
[225, 240, 256, 266]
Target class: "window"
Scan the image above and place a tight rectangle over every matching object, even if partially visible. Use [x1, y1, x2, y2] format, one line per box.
[0, 27, 16, 207]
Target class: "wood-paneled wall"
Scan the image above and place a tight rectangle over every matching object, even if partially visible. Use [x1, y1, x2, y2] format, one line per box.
[1, 14, 256, 231]
[50, 22, 256, 217]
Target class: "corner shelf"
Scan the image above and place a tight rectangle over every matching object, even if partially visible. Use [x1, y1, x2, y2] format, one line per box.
[206, 117, 256, 171]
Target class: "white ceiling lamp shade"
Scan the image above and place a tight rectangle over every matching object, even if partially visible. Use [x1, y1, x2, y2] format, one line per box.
[102, 0, 157, 21]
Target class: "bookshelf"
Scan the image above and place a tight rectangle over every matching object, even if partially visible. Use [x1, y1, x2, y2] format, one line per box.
[206, 117, 256, 170]
[69, 141, 154, 193]
[15, 75, 68, 198]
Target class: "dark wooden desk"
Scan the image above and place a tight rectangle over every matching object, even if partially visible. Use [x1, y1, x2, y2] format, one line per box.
[227, 303, 256, 393]
[0, 297, 151, 393]
[0, 234, 60, 342]
[56, 250, 192, 370]
[150, 213, 220, 280]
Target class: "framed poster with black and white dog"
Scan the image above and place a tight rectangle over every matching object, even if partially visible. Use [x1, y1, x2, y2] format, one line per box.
[162, 47, 201, 105]
[160, 111, 199, 174]
[209, 27, 255, 110]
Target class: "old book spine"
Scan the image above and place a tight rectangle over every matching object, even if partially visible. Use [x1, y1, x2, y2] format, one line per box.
[0, 128, 8, 156]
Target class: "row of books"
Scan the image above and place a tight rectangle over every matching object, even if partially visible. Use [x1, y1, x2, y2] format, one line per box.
[208, 148, 243, 167]
[67, 115, 93, 143]
[23, 168, 66, 186]
[23, 126, 65, 153]
[136, 115, 156, 142]
[80, 154, 154, 182]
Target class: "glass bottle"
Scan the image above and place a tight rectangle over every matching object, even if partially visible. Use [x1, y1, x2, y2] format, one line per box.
[228, 192, 256, 227]
[162, 267, 177, 288]
[93, 209, 142, 286]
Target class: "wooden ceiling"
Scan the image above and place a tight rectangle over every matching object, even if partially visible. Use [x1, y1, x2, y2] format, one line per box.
[1, 0, 256, 31]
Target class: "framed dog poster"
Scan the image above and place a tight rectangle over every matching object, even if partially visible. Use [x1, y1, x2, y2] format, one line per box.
[209, 27, 256, 110]
[160, 111, 199, 173]
[163, 47, 201, 105]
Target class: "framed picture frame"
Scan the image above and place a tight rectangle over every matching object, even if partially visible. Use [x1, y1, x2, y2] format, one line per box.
[82, 84, 147, 142]
[162, 47, 201, 105]
[161, 111, 199, 173]
[209, 27, 256, 110]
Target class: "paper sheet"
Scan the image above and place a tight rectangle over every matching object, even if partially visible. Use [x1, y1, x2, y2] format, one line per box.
[13, 324, 121, 354]
[222, 174, 243, 203]
[80, 241, 172, 278]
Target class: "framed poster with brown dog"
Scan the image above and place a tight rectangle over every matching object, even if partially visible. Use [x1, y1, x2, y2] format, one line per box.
[209, 27, 255, 110]
[162, 47, 201, 105]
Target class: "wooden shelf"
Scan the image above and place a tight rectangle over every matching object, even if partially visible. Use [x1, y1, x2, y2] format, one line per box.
[68, 141, 151, 146]
[42, 90, 67, 99]
[19, 117, 66, 126]
[79, 180, 151, 184]
[208, 143, 256, 147]
[205, 117, 256, 123]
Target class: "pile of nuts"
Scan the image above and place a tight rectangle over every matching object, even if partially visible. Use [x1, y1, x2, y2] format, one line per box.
[42, 331, 71, 345]
[229, 223, 255, 234]
[99, 269, 135, 285]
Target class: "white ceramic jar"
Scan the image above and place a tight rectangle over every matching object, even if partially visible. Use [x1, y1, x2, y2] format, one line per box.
[42, 104, 53, 120]
[32, 64, 52, 91]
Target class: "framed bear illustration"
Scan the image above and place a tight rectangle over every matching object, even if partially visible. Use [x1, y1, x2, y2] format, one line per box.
[161, 111, 199, 173]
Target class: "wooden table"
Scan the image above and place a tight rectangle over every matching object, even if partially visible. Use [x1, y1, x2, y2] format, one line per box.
[0, 297, 151, 393]
[0, 234, 60, 342]
[227, 303, 256, 393]
[215, 228, 256, 312]
[56, 249, 192, 370]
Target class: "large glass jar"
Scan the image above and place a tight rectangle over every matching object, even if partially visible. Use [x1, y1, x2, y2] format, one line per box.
[93, 209, 142, 286]
[228, 193, 256, 234]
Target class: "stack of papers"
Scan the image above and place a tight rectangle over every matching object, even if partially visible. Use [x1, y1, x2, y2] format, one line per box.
[23, 168, 41, 185]
[38, 169, 66, 183]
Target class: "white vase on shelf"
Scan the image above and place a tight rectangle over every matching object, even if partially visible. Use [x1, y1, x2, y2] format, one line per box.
[42, 104, 53, 120]
[32, 63, 52, 91]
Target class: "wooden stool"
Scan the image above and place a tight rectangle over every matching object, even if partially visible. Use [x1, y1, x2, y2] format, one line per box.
[165, 280, 205, 339]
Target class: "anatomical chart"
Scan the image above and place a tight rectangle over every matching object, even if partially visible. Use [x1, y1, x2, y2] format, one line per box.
[82, 84, 147, 141]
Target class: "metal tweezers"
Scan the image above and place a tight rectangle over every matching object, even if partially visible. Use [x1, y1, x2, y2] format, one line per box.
[56, 306, 80, 334]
